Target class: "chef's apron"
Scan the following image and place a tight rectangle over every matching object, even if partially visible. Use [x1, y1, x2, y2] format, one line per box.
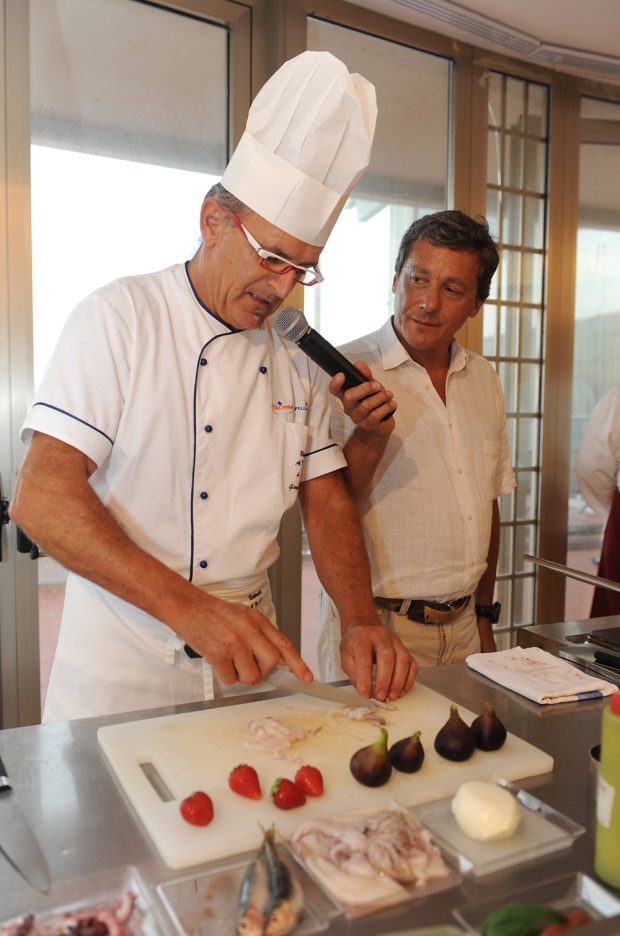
[43, 572, 275, 722]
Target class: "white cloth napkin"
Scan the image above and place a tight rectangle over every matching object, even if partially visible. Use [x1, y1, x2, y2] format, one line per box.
[466, 646, 618, 704]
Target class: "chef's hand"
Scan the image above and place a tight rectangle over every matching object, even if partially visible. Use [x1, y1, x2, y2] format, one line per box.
[339, 623, 418, 702]
[329, 361, 396, 435]
[183, 596, 313, 687]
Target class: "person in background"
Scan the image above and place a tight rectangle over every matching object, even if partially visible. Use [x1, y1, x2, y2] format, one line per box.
[318, 210, 516, 676]
[10, 51, 417, 721]
[575, 383, 620, 617]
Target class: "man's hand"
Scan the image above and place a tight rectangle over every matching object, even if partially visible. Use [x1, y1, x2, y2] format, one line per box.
[339, 622, 418, 702]
[329, 361, 396, 435]
[182, 593, 313, 687]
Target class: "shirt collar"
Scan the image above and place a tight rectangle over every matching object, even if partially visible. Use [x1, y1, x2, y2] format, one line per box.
[379, 318, 469, 375]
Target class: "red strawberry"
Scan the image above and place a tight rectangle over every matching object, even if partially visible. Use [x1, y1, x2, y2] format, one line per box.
[294, 765, 324, 797]
[179, 791, 214, 826]
[229, 764, 261, 800]
[271, 777, 306, 810]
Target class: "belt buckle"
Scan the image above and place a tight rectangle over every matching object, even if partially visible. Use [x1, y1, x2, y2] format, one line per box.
[423, 605, 451, 624]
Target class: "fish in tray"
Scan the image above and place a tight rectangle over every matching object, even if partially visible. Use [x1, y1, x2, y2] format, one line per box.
[237, 825, 304, 936]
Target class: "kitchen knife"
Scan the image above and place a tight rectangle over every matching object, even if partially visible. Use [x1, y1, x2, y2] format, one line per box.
[267, 669, 393, 710]
[0, 752, 51, 893]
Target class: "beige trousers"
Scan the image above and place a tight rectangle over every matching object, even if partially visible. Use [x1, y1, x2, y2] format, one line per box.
[316, 592, 480, 681]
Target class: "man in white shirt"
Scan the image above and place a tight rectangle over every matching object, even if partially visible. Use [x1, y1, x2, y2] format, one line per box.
[575, 383, 620, 617]
[10, 52, 417, 720]
[318, 210, 515, 674]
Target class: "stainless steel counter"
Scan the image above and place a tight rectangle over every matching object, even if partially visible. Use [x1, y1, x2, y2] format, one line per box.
[0, 664, 618, 934]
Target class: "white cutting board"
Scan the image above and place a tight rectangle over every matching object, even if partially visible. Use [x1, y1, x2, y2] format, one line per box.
[97, 684, 553, 869]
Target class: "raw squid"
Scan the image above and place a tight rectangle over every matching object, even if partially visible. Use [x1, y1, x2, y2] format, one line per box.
[0, 891, 137, 936]
[245, 717, 320, 762]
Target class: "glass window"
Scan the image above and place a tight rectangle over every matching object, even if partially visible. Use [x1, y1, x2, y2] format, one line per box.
[485, 73, 550, 638]
[565, 96, 620, 620]
[306, 17, 450, 344]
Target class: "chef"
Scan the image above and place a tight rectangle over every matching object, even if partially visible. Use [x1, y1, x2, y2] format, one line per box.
[11, 51, 418, 721]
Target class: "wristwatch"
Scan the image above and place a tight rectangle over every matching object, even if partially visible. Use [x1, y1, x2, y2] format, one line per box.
[475, 601, 502, 623]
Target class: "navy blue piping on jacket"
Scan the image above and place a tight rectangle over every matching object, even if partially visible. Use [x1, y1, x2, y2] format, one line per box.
[303, 442, 338, 457]
[32, 402, 114, 445]
[188, 333, 236, 583]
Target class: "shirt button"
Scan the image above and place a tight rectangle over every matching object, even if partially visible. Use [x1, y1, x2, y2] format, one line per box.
[200, 491, 208, 499]
[448, 422, 453, 429]
[199, 560, 208, 569]
[457, 467, 463, 474]
[259, 366, 267, 374]
[200, 358, 207, 366]
[467, 514, 472, 521]
[204, 424, 213, 433]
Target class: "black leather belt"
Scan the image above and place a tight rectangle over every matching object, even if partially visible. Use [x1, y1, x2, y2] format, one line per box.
[374, 595, 470, 625]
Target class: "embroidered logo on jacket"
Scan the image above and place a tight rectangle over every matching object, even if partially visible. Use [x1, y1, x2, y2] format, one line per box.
[272, 399, 309, 413]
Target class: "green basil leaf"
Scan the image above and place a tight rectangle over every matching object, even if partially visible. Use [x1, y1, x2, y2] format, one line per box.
[481, 901, 563, 936]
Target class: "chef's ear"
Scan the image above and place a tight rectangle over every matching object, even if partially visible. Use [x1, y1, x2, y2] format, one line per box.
[199, 196, 227, 246]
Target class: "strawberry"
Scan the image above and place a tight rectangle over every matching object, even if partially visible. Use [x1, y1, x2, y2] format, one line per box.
[229, 764, 261, 800]
[294, 765, 324, 797]
[271, 777, 306, 810]
[179, 791, 214, 826]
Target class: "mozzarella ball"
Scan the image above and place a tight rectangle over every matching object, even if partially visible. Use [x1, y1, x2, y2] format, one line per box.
[451, 780, 522, 841]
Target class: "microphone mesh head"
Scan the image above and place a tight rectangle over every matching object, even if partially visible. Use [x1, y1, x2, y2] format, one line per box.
[274, 306, 310, 343]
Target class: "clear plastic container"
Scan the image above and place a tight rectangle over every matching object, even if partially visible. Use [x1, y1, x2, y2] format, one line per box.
[0, 866, 161, 936]
[412, 778, 584, 877]
[452, 871, 620, 934]
[155, 844, 338, 936]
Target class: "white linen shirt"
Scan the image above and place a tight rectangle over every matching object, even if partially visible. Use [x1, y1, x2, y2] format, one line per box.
[23, 263, 345, 584]
[331, 318, 515, 601]
[575, 384, 620, 520]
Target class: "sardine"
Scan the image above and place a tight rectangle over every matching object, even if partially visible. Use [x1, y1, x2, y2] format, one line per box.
[262, 826, 305, 936]
[236, 835, 270, 936]
[236, 827, 305, 936]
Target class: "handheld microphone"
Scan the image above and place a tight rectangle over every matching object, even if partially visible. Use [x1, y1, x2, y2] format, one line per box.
[273, 307, 367, 390]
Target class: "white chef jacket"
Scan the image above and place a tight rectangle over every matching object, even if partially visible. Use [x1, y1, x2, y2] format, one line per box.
[575, 384, 620, 520]
[328, 318, 515, 600]
[22, 262, 345, 720]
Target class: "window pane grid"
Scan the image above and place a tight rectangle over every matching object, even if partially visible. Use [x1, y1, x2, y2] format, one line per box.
[484, 71, 550, 642]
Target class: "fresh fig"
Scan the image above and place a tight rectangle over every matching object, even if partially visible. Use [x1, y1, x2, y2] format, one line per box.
[389, 730, 425, 774]
[471, 702, 507, 751]
[434, 704, 476, 762]
[349, 727, 392, 787]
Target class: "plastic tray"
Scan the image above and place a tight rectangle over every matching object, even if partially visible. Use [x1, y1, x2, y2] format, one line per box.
[452, 871, 620, 934]
[411, 778, 585, 877]
[155, 843, 338, 935]
[286, 807, 462, 921]
[0, 865, 161, 936]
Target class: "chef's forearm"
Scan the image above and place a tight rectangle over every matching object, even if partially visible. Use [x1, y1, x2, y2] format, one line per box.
[299, 471, 378, 627]
[10, 433, 216, 634]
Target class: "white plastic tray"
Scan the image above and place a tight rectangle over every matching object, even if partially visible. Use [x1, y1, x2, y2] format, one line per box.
[412, 778, 584, 877]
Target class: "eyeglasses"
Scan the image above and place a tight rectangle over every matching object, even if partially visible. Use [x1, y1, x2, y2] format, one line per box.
[229, 211, 323, 287]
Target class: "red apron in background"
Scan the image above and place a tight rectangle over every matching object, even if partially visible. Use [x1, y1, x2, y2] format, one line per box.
[591, 490, 620, 617]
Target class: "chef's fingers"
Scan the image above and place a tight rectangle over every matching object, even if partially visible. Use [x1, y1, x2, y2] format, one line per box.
[256, 618, 314, 683]
[384, 645, 418, 701]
